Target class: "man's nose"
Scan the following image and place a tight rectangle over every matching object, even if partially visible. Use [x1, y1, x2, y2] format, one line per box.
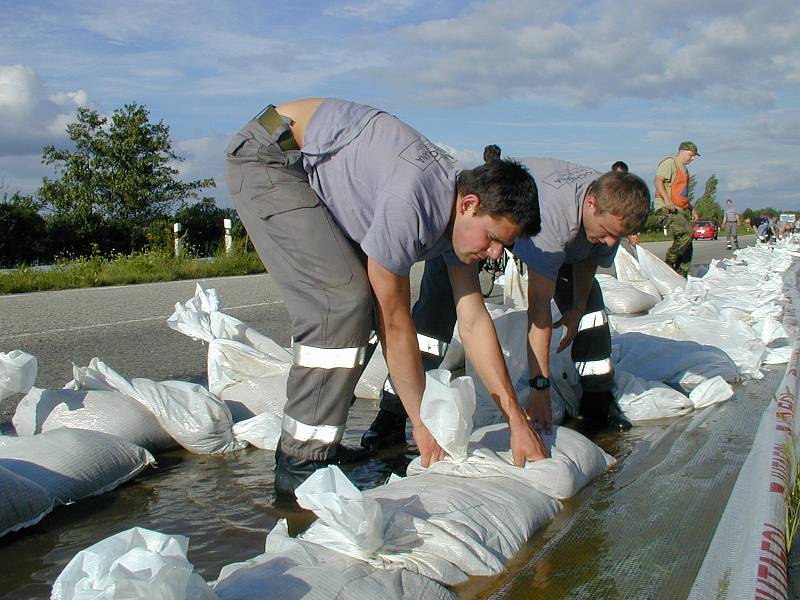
[488, 242, 503, 259]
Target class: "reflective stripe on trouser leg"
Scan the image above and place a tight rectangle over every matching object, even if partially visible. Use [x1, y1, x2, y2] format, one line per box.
[226, 127, 372, 461]
[554, 268, 615, 393]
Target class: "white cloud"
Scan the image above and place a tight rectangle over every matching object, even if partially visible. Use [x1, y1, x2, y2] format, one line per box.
[0, 65, 89, 156]
[324, 0, 417, 22]
[746, 109, 800, 145]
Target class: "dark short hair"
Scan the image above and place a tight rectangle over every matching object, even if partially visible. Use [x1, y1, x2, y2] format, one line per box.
[611, 161, 628, 173]
[589, 171, 650, 235]
[483, 144, 502, 163]
[457, 159, 541, 236]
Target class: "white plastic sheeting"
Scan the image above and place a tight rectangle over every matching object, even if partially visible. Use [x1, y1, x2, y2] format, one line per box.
[51, 527, 218, 600]
[0, 350, 37, 401]
[1, 428, 154, 538]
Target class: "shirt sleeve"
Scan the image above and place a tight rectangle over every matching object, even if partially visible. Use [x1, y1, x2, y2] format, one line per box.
[656, 157, 676, 182]
[512, 236, 564, 281]
[360, 191, 426, 276]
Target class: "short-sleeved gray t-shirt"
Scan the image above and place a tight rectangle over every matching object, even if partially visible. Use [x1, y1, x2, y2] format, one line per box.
[511, 158, 618, 281]
[301, 98, 462, 276]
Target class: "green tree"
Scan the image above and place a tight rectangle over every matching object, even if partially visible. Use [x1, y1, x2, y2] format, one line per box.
[0, 191, 48, 267]
[693, 175, 722, 223]
[38, 103, 215, 251]
[174, 198, 238, 256]
[688, 174, 697, 203]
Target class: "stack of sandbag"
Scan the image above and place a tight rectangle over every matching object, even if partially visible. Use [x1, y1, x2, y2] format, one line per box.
[67, 358, 247, 454]
[0, 350, 37, 401]
[218, 371, 611, 593]
[167, 285, 293, 421]
[52, 370, 614, 599]
[635, 244, 687, 295]
[1, 428, 155, 538]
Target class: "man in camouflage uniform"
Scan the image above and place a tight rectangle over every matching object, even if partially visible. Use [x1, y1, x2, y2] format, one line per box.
[653, 141, 699, 276]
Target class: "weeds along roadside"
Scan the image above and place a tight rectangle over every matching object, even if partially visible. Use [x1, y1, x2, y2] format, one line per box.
[0, 249, 266, 295]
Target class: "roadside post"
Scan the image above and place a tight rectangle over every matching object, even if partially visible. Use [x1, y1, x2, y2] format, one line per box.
[173, 223, 183, 257]
[223, 219, 233, 255]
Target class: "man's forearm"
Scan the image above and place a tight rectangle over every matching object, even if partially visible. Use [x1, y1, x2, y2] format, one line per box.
[528, 297, 552, 379]
[571, 262, 598, 312]
[380, 317, 425, 426]
[459, 312, 527, 424]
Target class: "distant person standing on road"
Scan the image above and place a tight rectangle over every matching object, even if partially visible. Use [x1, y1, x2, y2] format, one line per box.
[653, 141, 699, 276]
[722, 199, 740, 250]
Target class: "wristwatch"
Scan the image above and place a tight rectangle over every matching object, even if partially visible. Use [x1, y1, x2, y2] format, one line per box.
[529, 375, 551, 390]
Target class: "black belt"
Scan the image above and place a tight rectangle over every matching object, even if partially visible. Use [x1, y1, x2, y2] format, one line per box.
[255, 105, 300, 152]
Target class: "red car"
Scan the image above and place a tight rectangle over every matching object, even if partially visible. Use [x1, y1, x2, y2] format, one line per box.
[692, 220, 718, 240]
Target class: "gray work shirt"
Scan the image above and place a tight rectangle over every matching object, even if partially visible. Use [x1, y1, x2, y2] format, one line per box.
[511, 158, 618, 281]
[301, 98, 462, 276]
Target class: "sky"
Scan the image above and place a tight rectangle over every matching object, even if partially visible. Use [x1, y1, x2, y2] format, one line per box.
[0, 0, 799, 211]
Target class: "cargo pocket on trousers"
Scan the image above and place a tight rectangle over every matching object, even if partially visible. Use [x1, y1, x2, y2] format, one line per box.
[224, 133, 251, 195]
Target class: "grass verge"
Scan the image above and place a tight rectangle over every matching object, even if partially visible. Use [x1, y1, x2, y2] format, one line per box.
[0, 250, 266, 295]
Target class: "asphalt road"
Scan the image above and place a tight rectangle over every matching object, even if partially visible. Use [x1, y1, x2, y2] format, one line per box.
[0, 235, 755, 426]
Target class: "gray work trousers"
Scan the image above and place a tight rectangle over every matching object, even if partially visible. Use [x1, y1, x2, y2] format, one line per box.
[224, 117, 373, 461]
[725, 223, 738, 247]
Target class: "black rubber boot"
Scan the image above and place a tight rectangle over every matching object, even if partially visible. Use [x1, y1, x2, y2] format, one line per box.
[607, 401, 633, 432]
[360, 408, 408, 451]
[578, 391, 632, 432]
[274, 443, 370, 500]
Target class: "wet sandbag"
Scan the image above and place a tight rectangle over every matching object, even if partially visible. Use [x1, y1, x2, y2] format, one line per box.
[612, 332, 738, 392]
[214, 521, 455, 600]
[636, 244, 687, 295]
[71, 358, 245, 454]
[0, 350, 37, 401]
[12, 387, 176, 453]
[0, 465, 54, 538]
[613, 370, 693, 422]
[52, 526, 218, 600]
[0, 428, 154, 524]
[596, 274, 658, 315]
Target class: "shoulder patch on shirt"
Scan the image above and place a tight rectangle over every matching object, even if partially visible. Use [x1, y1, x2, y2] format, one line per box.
[399, 140, 456, 171]
[541, 167, 596, 189]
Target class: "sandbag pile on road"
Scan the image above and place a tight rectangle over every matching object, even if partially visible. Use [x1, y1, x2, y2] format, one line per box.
[52, 370, 614, 599]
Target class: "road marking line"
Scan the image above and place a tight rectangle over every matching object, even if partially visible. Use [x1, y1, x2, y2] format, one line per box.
[0, 300, 283, 341]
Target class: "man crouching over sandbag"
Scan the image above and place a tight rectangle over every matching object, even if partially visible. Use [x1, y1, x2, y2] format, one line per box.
[517, 159, 650, 433]
[363, 159, 649, 448]
[224, 98, 547, 499]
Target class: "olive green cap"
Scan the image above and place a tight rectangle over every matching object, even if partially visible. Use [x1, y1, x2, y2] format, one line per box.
[678, 141, 700, 156]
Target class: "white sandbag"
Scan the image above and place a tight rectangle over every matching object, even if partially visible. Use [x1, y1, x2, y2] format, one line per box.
[71, 358, 245, 454]
[409, 423, 615, 500]
[612, 332, 738, 392]
[0, 350, 37, 401]
[419, 369, 475, 460]
[688, 376, 734, 409]
[596, 274, 659, 315]
[52, 526, 218, 600]
[231, 412, 283, 451]
[214, 521, 455, 600]
[613, 370, 693, 422]
[502, 251, 528, 309]
[0, 465, 54, 538]
[636, 244, 687, 295]
[295, 467, 384, 559]
[613, 245, 662, 300]
[0, 428, 154, 506]
[12, 387, 176, 452]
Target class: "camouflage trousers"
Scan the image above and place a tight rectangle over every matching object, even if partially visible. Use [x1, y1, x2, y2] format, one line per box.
[656, 207, 693, 277]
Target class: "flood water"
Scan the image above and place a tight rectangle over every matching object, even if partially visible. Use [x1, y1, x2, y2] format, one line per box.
[0, 398, 415, 599]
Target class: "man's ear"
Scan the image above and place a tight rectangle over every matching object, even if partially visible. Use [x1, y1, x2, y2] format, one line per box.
[584, 193, 597, 214]
[458, 193, 480, 215]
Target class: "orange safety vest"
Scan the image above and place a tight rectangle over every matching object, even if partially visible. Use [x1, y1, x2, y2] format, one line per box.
[657, 157, 690, 209]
